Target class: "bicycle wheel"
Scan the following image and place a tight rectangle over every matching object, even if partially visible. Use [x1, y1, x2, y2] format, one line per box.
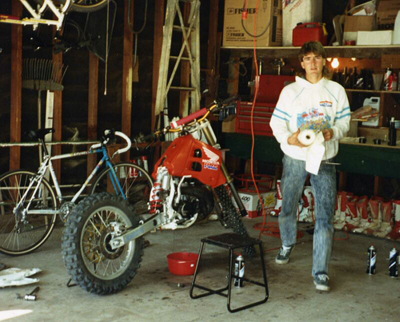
[62, 193, 144, 294]
[0, 170, 57, 256]
[90, 162, 153, 216]
[33, 0, 109, 13]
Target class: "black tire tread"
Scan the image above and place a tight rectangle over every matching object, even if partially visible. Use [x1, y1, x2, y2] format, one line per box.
[61, 192, 144, 294]
[214, 185, 255, 257]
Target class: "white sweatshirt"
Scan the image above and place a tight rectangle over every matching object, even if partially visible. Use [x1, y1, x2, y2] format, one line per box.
[270, 76, 350, 161]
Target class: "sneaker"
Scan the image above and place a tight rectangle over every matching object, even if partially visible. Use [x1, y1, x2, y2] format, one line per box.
[314, 273, 330, 292]
[275, 245, 294, 264]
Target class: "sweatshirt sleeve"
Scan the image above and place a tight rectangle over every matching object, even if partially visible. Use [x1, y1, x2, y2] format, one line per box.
[269, 87, 294, 145]
[331, 86, 351, 140]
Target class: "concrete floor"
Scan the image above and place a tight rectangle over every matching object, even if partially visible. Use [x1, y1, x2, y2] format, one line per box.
[1, 216, 400, 322]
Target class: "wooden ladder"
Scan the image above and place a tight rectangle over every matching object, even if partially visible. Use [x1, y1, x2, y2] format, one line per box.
[155, 0, 201, 123]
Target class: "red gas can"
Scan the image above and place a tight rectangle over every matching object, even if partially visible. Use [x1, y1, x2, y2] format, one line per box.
[292, 22, 328, 47]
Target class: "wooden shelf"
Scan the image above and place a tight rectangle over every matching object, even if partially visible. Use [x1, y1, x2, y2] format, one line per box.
[346, 89, 400, 94]
[222, 45, 400, 59]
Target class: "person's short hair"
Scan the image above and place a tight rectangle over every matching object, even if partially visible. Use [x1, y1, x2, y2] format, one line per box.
[297, 41, 331, 78]
[298, 41, 327, 62]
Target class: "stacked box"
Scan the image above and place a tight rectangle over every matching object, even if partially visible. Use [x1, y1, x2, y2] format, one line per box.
[238, 190, 276, 218]
[377, 0, 400, 30]
[223, 0, 282, 47]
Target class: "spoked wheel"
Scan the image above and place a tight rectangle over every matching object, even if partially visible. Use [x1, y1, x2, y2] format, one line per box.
[34, 0, 110, 13]
[62, 193, 144, 294]
[90, 162, 153, 216]
[0, 170, 57, 256]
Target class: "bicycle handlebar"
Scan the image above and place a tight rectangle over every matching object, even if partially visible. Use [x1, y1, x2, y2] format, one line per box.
[89, 130, 132, 158]
[113, 131, 132, 156]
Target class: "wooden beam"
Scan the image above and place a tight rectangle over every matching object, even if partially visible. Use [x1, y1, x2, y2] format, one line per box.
[224, 46, 400, 60]
[374, 176, 382, 196]
[227, 56, 239, 96]
[152, 0, 165, 130]
[121, 0, 134, 158]
[179, 2, 190, 117]
[205, 0, 219, 106]
[87, 52, 99, 176]
[52, 50, 63, 181]
[9, 0, 22, 170]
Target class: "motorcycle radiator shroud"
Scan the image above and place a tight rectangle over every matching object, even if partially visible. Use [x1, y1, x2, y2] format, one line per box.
[152, 135, 226, 188]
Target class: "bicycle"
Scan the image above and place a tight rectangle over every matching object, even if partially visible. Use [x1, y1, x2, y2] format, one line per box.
[0, 0, 109, 30]
[0, 128, 152, 256]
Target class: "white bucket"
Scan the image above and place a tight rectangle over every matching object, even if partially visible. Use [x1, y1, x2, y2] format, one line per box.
[282, 0, 323, 46]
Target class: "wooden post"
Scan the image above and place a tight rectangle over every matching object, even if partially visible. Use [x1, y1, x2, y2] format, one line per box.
[152, 0, 165, 130]
[52, 51, 63, 181]
[87, 53, 99, 177]
[338, 171, 347, 191]
[227, 56, 240, 96]
[9, 0, 22, 170]
[179, 2, 190, 117]
[374, 176, 382, 197]
[205, 0, 219, 106]
[121, 0, 134, 162]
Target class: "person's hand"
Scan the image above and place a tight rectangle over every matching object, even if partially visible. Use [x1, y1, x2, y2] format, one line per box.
[322, 128, 334, 141]
[287, 129, 308, 147]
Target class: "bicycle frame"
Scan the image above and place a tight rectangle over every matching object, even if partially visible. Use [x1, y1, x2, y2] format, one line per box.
[15, 144, 125, 217]
[0, 0, 71, 30]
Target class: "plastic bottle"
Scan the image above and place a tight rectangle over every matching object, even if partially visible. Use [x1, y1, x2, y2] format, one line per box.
[388, 117, 397, 146]
[393, 10, 400, 45]
[234, 254, 245, 287]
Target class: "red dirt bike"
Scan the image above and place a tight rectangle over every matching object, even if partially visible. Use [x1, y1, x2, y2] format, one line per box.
[62, 97, 254, 294]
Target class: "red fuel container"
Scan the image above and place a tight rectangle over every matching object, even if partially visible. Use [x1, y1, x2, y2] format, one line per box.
[292, 22, 328, 46]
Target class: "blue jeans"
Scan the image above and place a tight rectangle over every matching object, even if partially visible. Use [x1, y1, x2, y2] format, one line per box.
[279, 155, 336, 277]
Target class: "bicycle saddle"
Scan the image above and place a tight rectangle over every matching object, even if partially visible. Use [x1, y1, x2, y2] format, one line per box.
[27, 128, 55, 141]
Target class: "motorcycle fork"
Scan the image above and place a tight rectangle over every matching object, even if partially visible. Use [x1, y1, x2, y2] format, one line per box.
[201, 123, 248, 217]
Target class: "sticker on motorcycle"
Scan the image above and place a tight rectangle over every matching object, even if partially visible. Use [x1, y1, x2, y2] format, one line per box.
[202, 147, 220, 171]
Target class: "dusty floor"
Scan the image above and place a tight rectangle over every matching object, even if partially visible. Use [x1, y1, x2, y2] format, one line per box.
[0, 216, 400, 322]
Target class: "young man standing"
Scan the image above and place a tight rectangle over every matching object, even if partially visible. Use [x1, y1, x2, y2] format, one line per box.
[270, 41, 350, 291]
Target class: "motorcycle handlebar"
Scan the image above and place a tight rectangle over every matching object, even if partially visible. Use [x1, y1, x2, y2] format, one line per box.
[143, 96, 238, 138]
[170, 96, 237, 129]
[170, 108, 208, 129]
[220, 96, 238, 106]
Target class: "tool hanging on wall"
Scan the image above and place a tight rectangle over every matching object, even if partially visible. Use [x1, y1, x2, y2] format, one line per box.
[127, 0, 148, 70]
[22, 58, 67, 163]
[155, 0, 201, 135]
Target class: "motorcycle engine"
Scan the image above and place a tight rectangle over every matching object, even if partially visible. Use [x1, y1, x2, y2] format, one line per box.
[173, 182, 214, 222]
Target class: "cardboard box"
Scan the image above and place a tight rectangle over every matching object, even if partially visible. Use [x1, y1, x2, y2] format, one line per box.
[223, 0, 282, 47]
[344, 15, 375, 32]
[377, 0, 400, 30]
[357, 30, 393, 45]
[222, 115, 236, 133]
[343, 15, 375, 43]
[238, 190, 276, 218]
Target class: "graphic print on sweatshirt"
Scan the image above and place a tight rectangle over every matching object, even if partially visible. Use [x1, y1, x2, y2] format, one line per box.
[296, 106, 331, 132]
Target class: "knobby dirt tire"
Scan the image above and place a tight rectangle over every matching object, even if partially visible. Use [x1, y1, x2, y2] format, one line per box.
[62, 192, 144, 294]
[214, 185, 255, 257]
